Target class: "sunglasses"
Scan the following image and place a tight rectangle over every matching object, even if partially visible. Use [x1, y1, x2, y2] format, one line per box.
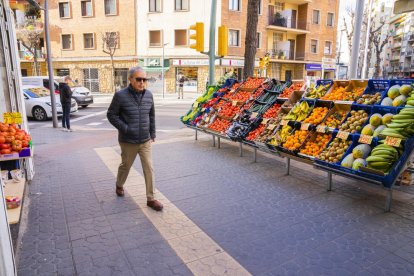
[135, 77, 148, 82]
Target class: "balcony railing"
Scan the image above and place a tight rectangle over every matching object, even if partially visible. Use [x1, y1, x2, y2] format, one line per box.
[269, 49, 295, 60]
[268, 13, 309, 31]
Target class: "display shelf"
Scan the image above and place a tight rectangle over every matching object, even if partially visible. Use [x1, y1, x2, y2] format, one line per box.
[0, 147, 32, 162]
[3, 178, 25, 224]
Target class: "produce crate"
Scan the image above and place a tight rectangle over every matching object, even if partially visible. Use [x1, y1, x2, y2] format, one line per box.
[319, 80, 350, 102]
[319, 103, 351, 132]
[338, 80, 368, 104]
[265, 122, 296, 151]
[301, 100, 334, 129]
[314, 130, 358, 170]
[302, 79, 334, 100]
[278, 128, 311, 156]
[356, 79, 389, 106]
[297, 132, 333, 160]
[282, 100, 315, 123]
[220, 78, 238, 89]
[358, 137, 414, 187]
[337, 104, 373, 134]
[360, 105, 398, 134]
[388, 79, 414, 108]
[0, 147, 32, 161]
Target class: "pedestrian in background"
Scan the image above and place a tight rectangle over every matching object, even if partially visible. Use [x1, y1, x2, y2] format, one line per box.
[59, 76, 73, 132]
[177, 74, 186, 99]
[107, 66, 163, 211]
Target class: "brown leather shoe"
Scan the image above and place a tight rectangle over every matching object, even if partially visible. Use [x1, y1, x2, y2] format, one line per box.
[115, 186, 124, 197]
[147, 200, 163, 211]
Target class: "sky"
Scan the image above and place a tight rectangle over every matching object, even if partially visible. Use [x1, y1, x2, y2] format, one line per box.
[338, 0, 357, 64]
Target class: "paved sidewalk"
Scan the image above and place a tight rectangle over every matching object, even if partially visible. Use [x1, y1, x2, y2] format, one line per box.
[15, 109, 414, 275]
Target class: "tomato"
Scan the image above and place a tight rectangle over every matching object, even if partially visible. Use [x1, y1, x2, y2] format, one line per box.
[0, 143, 11, 149]
[0, 136, 5, 144]
[1, 149, 11, 154]
[5, 135, 14, 143]
[0, 124, 7, 132]
[14, 133, 24, 141]
[22, 140, 29, 148]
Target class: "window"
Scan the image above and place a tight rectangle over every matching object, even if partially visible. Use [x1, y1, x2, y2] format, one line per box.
[228, 29, 240, 46]
[81, 0, 93, 17]
[327, 12, 334, 27]
[149, 30, 162, 47]
[149, 0, 162, 12]
[59, 2, 70, 18]
[83, 33, 95, 49]
[105, 32, 119, 48]
[256, 32, 261, 49]
[104, 0, 117, 15]
[274, 2, 284, 12]
[272, 32, 282, 49]
[311, 39, 318, 54]
[175, 30, 187, 46]
[229, 0, 240, 11]
[312, 10, 320, 24]
[258, 0, 262, 15]
[324, 41, 332, 55]
[61, 34, 72, 50]
[175, 0, 189, 11]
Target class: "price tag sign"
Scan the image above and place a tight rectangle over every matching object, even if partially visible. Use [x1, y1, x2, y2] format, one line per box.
[233, 114, 239, 121]
[12, 113, 22, 124]
[267, 124, 276, 130]
[280, 120, 287, 126]
[205, 117, 210, 123]
[359, 134, 373, 144]
[251, 112, 258, 119]
[201, 108, 206, 112]
[232, 100, 238, 106]
[316, 125, 327, 133]
[193, 102, 199, 108]
[3, 113, 12, 124]
[301, 123, 310, 130]
[262, 118, 269, 125]
[337, 131, 349, 140]
[384, 136, 402, 147]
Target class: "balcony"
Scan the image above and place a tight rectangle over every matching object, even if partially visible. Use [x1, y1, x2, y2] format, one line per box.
[267, 12, 310, 35]
[281, 0, 312, 4]
[269, 49, 295, 61]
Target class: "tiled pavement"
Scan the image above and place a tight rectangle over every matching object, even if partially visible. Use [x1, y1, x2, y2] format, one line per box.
[15, 118, 414, 275]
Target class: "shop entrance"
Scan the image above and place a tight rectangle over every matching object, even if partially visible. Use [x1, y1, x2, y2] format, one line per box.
[83, 68, 100, 92]
[176, 67, 198, 92]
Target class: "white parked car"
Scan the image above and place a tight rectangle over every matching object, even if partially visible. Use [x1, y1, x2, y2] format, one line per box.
[22, 85, 78, 121]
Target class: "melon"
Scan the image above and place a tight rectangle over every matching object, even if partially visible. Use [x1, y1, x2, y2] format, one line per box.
[392, 95, 407, 107]
[373, 125, 386, 137]
[388, 85, 401, 99]
[361, 124, 375, 136]
[382, 113, 394, 125]
[400, 84, 413, 96]
[352, 158, 367, 170]
[369, 113, 382, 127]
[381, 97, 393, 106]
[341, 153, 355, 168]
[352, 144, 371, 159]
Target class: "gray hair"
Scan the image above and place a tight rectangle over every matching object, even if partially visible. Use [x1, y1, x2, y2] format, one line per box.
[64, 75, 72, 81]
[128, 66, 145, 78]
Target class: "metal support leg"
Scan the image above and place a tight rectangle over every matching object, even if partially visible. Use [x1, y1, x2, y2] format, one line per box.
[286, 158, 290, 175]
[218, 137, 221, 149]
[239, 143, 243, 157]
[213, 135, 216, 147]
[385, 188, 392, 212]
[253, 148, 257, 162]
[327, 172, 333, 191]
[195, 130, 198, 140]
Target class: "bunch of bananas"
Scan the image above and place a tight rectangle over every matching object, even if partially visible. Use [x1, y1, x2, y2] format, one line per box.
[267, 125, 292, 146]
[305, 84, 330, 99]
[283, 101, 311, 122]
[366, 144, 402, 174]
[380, 108, 414, 139]
[405, 90, 414, 107]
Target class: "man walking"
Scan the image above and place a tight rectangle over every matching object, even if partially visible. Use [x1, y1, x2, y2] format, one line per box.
[177, 74, 186, 99]
[107, 66, 163, 211]
[59, 76, 73, 132]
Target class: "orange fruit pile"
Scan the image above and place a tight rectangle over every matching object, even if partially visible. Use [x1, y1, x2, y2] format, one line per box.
[303, 107, 329, 125]
[300, 133, 331, 157]
[321, 86, 347, 101]
[282, 130, 308, 150]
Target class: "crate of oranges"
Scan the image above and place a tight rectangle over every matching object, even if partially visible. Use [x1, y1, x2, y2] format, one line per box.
[302, 101, 333, 126]
[319, 104, 351, 130]
[280, 129, 310, 154]
[298, 132, 332, 160]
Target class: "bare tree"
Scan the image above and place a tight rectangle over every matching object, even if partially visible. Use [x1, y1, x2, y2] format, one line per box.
[16, 19, 43, 76]
[243, 0, 260, 80]
[102, 32, 120, 92]
[373, 32, 389, 78]
[343, 7, 355, 59]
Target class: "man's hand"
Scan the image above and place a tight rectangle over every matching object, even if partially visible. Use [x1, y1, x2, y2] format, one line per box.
[151, 138, 155, 142]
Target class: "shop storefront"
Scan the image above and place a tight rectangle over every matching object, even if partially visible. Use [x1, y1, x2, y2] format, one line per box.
[306, 63, 335, 79]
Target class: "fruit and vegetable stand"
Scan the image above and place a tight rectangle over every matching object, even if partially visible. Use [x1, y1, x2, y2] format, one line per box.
[181, 77, 414, 211]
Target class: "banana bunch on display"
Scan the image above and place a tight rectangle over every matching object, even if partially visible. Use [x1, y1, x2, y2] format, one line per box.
[305, 84, 330, 99]
[380, 108, 414, 139]
[405, 87, 414, 107]
[267, 125, 292, 146]
[283, 101, 311, 122]
[366, 144, 402, 174]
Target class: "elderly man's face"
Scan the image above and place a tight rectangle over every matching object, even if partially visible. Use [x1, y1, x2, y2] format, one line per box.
[129, 70, 147, 92]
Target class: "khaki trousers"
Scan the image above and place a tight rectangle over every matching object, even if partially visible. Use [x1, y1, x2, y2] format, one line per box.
[116, 140, 155, 200]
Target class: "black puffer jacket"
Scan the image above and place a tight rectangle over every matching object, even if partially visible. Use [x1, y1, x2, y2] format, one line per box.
[59, 82, 72, 104]
[107, 86, 156, 143]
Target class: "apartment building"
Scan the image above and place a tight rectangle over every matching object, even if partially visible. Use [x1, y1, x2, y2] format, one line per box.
[264, 0, 339, 81]
[46, 0, 136, 92]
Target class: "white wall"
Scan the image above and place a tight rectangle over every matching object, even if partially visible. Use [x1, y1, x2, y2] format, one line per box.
[136, 0, 222, 58]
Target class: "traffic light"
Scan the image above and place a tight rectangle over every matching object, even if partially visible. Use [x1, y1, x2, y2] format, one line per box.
[189, 22, 204, 52]
[218, 25, 228, 56]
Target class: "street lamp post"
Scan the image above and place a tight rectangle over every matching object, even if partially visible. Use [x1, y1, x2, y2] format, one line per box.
[161, 42, 168, 99]
[336, 29, 345, 79]
[26, 0, 58, 127]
